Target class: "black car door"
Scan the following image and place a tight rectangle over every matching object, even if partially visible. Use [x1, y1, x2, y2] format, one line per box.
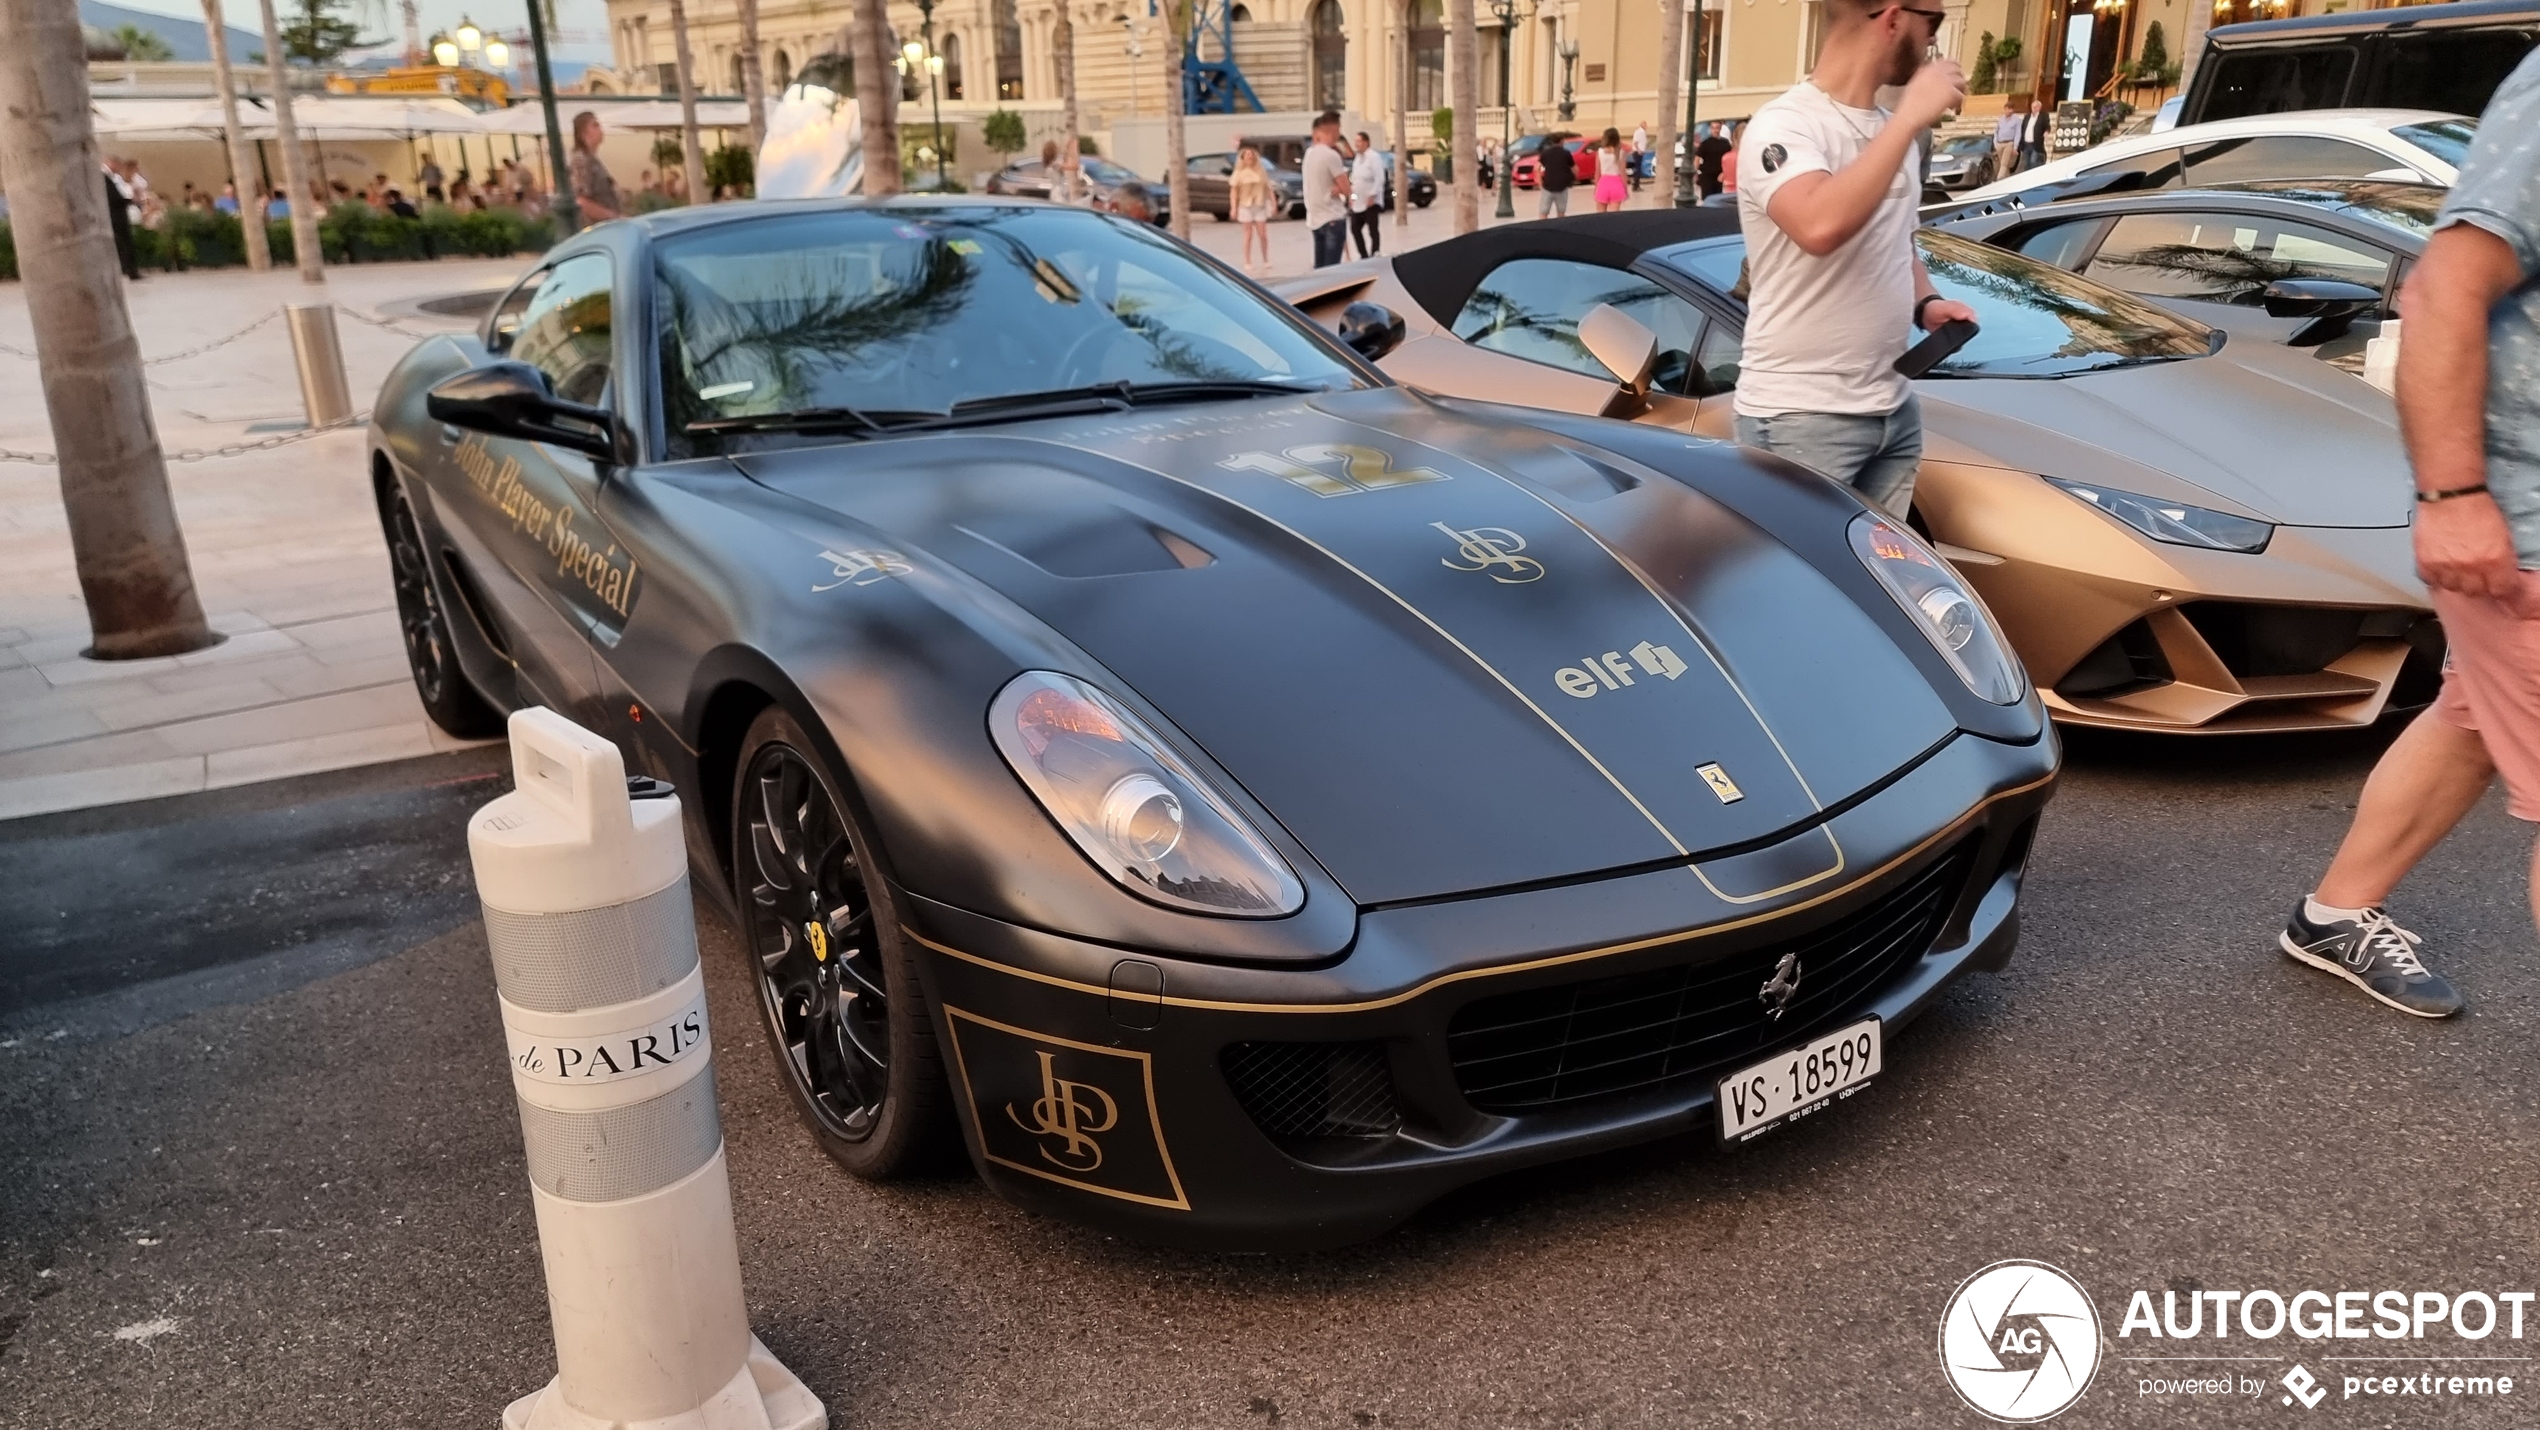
[429, 251, 627, 723]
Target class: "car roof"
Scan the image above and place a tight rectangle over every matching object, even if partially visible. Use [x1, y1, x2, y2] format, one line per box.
[1388, 209, 1741, 324]
[1937, 179, 2444, 244]
[2095, 108, 2463, 150]
[620, 194, 1091, 240]
[2209, 0, 2540, 42]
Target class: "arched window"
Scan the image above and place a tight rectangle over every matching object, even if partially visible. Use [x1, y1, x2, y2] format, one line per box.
[1411, 0, 1444, 111]
[1311, 0, 1346, 112]
[998, 0, 1023, 98]
[775, 47, 792, 87]
[943, 30, 963, 98]
[1229, 3, 1251, 19]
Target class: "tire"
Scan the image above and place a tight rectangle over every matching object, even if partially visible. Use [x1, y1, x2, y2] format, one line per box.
[731, 706, 953, 1179]
[1413, 192, 1434, 208]
[380, 478, 503, 738]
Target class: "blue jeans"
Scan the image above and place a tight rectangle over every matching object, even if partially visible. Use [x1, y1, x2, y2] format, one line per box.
[1311, 219, 1348, 268]
[1734, 394, 1924, 516]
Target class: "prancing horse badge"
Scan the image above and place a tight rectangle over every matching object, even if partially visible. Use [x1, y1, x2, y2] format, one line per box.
[1696, 762, 1744, 804]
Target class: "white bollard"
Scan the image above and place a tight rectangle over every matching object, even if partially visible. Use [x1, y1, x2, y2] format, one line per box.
[470, 708, 824, 1430]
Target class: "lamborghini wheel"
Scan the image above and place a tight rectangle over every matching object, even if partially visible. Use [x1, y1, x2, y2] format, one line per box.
[380, 480, 501, 738]
[732, 706, 952, 1178]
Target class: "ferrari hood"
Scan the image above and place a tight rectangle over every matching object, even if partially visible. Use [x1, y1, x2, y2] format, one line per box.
[739, 388, 1957, 906]
[1919, 345, 2409, 528]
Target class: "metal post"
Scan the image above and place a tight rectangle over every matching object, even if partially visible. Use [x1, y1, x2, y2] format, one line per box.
[526, 0, 578, 229]
[1675, 0, 1702, 207]
[1492, 0, 1515, 219]
[283, 303, 353, 427]
[921, 0, 947, 188]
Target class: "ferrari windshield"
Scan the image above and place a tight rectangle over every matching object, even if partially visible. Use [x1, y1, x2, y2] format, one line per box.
[655, 206, 1361, 454]
[1660, 229, 2216, 378]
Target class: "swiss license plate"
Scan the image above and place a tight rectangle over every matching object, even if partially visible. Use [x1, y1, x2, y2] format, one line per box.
[1716, 1017, 1882, 1144]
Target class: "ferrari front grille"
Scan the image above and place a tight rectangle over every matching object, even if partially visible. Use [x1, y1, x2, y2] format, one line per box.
[1221, 1040, 1404, 1145]
[1444, 843, 1975, 1115]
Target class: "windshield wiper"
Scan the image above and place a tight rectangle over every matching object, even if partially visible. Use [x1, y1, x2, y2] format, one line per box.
[684, 406, 938, 437]
[938, 378, 1321, 422]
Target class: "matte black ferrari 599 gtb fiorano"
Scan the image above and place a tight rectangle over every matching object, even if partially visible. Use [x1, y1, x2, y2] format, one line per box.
[370, 198, 2058, 1250]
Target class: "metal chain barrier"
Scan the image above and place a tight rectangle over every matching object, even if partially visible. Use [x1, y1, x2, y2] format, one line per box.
[0, 409, 370, 466]
[334, 306, 450, 341]
[0, 302, 456, 364]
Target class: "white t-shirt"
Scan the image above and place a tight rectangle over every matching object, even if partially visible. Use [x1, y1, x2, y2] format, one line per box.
[1733, 82, 1920, 418]
[1351, 148, 1384, 210]
[1302, 143, 1349, 228]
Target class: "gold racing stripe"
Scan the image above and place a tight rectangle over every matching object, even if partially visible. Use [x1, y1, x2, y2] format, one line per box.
[903, 769, 2055, 1016]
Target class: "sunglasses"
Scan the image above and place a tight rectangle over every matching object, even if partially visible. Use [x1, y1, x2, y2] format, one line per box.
[1887, 4, 1947, 26]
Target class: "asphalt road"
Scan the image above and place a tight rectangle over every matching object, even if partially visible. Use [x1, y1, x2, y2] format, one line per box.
[3, 727, 2536, 1428]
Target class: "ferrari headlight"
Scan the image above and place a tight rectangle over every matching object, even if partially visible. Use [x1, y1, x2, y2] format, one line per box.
[2047, 478, 2273, 554]
[991, 671, 1305, 917]
[1849, 514, 2024, 705]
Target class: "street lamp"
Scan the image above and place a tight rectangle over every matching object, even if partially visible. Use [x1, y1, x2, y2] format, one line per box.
[899, 0, 949, 189]
[484, 39, 509, 68]
[1674, 0, 1704, 207]
[1121, 15, 1145, 119]
[433, 38, 460, 65]
[1488, 0, 1528, 220]
[1556, 38, 1577, 121]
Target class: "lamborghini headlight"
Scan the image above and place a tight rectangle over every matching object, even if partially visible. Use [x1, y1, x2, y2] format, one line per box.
[1849, 513, 2025, 705]
[2047, 478, 2273, 554]
[991, 671, 1305, 917]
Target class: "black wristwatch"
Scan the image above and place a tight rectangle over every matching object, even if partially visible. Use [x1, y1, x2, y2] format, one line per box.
[1914, 294, 1944, 329]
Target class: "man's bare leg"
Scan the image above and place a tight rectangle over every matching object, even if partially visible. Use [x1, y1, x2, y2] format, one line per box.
[2316, 713, 2494, 909]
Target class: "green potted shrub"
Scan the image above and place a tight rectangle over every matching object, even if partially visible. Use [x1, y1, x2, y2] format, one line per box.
[1431, 106, 1453, 183]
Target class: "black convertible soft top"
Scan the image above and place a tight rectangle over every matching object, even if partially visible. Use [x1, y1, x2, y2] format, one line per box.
[1388, 209, 1743, 326]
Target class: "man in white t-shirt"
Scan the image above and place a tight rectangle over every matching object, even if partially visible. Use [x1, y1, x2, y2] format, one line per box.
[1731, 0, 1976, 516]
[1302, 110, 1352, 268]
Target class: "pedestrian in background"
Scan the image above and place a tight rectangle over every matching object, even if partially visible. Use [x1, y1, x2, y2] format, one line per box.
[1594, 128, 1630, 212]
[1730, 0, 1975, 515]
[1993, 97, 2027, 178]
[1231, 144, 1275, 274]
[2017, 96, 2050, 173]
[569, 111, 623, 222]
[418, 149, 446, 202]
[102, 161, 142, 281]
[2276, 49, 2540, 1019]
[1536, 133, 1575, 216]
[1109, 180, 1157, 224]
[1631, 119, 1651, 191]
[1303, 110, 1351, 267]
[1696, 122, 1732, 198]
[1350, 130, 1385, 258]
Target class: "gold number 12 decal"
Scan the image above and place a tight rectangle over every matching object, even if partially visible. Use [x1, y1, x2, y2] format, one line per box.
[1218, 443, 1451, 497]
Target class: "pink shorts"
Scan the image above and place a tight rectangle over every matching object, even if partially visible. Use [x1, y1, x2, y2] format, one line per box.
[1595, 174, 1628, 205]
[2429, 572, 2540, 821]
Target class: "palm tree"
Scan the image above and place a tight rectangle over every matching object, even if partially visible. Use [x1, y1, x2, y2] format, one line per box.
[1052, 0, 1080, 201]
[0, 0, 215, 658]
[737, 0, 767, 157]
[664, 0, 708, 201]
[1392, 0, 1409, 229]
[1448, 0, 1478, 232]
[852, 0, 900, 193]
[1163, 0, 1190, 237]
[255, 0, 323, 281]
[198, 0, 270, 270]
[1653, 0, 1685, 209]
[111, 22, 174, 59]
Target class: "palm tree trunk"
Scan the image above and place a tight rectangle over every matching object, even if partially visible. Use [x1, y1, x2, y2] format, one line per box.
[1449, 0, 1479, 233]
[199, 0, 268, 270]
[853, 0, 901, 194]
[256, 0, 323, 280]
[1653, 0, 1684, 210]
[1164, 0, 1190, 238]
[1053, 0, 1080, 202]
[737, 0, 767, 158]
[0, 0, 214, 659]
[1393, 0, 1409, 229]
[665, 0, 709, 201]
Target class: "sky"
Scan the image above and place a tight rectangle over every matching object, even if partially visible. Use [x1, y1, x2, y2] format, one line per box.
[116, 0, 616, 65]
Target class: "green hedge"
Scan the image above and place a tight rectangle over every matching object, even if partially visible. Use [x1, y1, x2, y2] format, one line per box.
[0, 203, 554, 280]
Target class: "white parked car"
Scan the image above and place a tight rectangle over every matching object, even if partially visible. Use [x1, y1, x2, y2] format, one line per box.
[1957, 108, 2474, 203]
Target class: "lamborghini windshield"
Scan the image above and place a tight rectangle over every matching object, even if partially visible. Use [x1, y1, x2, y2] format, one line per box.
[655, 206, 1362, 455]
[1661, 229, 2216, 378]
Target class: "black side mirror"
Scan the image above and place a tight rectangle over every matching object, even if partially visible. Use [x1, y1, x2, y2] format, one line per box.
[2260, 278, 2383, 347]
[427, 361, 622, 463]
[1335, 301, 1406, 362]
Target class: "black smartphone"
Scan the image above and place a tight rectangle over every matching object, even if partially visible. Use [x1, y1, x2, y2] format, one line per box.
[1894, 318, 1978, 378]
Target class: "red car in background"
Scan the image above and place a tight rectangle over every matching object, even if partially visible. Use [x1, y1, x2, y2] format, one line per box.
[1510, 135, 1589, 190]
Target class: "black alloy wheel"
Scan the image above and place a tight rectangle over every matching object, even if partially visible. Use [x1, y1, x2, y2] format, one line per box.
[381, 481, 501, 737]
[733, 706, 950, 1177]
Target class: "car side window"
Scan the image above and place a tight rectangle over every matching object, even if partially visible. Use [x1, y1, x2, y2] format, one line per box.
[2083, 211, 2392, 305]
[485, 270, 544, 353]
[2079, 147, 2183, 189]
[1451, 257, 1703, 395]
[2181, 135, 2398, 186]
[510, 252, 614, 406]
[1692, 322, 1741, 395]
[2013, 220, 2104, 270]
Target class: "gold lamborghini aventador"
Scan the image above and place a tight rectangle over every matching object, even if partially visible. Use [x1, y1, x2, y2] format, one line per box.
[1275, 209, 2437, 735]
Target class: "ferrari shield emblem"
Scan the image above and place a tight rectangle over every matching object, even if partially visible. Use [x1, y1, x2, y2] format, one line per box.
[1697, 762, 1745, 804]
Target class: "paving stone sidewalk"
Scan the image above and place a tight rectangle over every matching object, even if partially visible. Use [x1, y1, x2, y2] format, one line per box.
[0, 258, 531, 820]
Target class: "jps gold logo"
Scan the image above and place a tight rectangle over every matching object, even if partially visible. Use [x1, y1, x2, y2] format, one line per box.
[1433, 521, 1546, 584]
[1006, 1050, 1119, 1172]
[944, 1007, 1190, 1210]
[1219, 442, 1450, 497]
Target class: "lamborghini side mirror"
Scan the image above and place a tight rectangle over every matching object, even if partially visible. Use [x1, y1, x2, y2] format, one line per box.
[1579, 302, 1659, 400]
[1335, 301, 1406, 362]
[2260, 278, 2383, 347]
[428, 361, 623, 463]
